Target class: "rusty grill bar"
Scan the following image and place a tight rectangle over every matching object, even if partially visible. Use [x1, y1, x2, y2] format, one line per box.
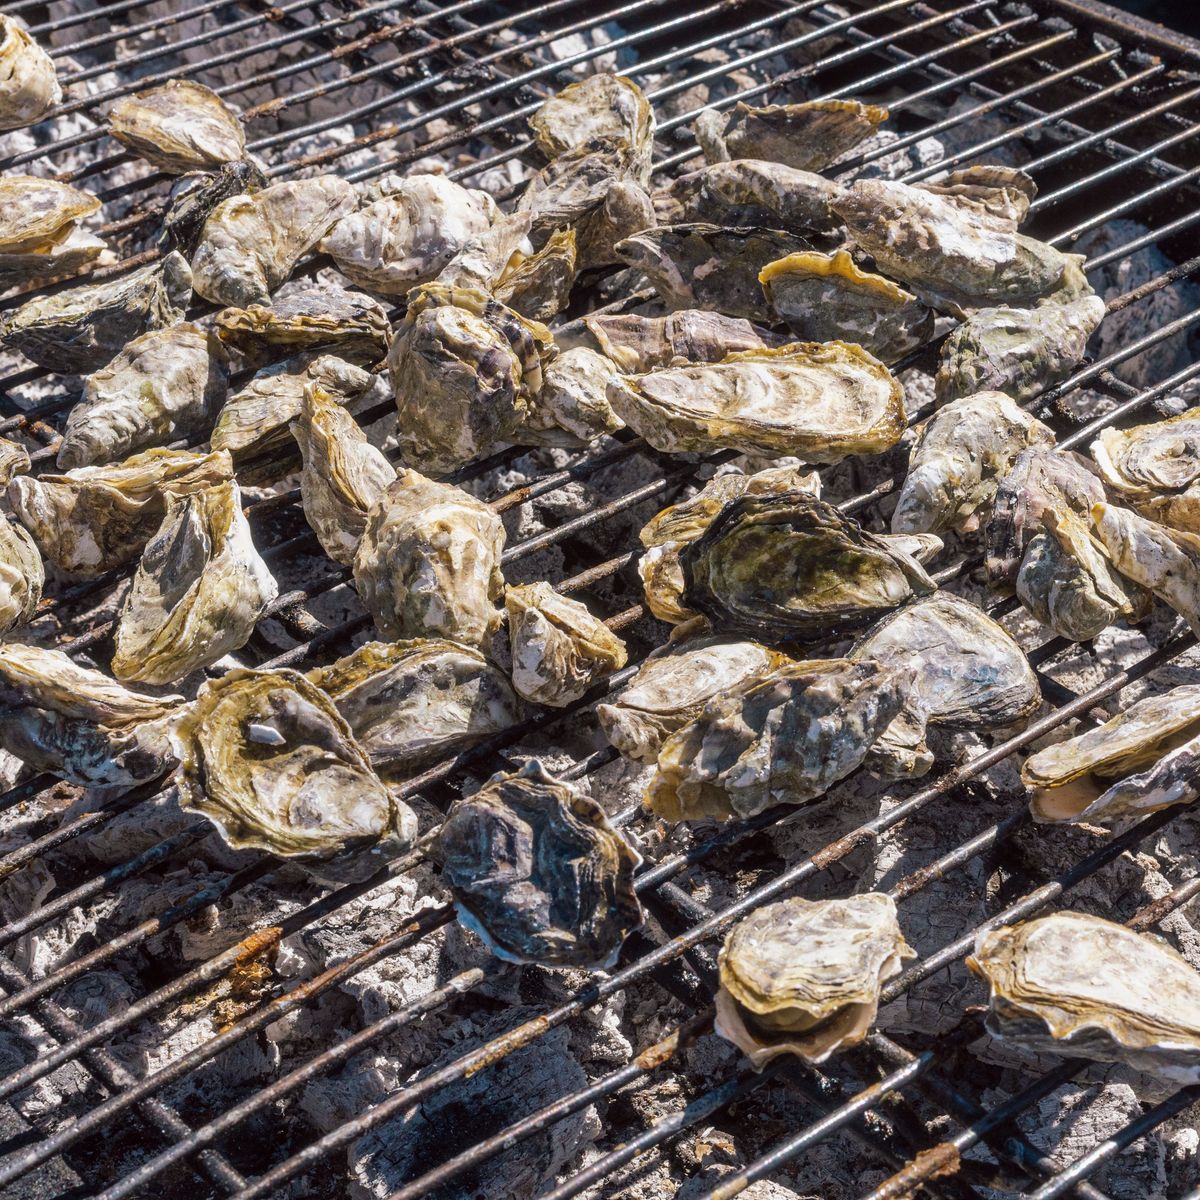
[0, 0, 1196, 1196]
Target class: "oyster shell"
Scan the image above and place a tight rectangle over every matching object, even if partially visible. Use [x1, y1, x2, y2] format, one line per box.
[0, 516, 41, 634]
[681, 493, 937, 642]
[111, 479, 279, 684]
[159, 159, 266, 255]
[0, 437, 30, 486]
[582, 309, 778, 373]
[518, 346, 622, 449]
[437, 759, 642, 968]
[646, 655, 910, 820]
[2, 251, 192, 373]
[0, 175, 99, 256]
[607, 340, 904, 461]
[516, 135, 637, 231]
[172, 667, 414, 858]
[292, 384, 396, 566]
[0, 16, 60, 131]
[573, 177, 655, 271]
[716, 894, 914, 1067]
[968, 912, 1200, 1083]
[851, 593, 1040, 780]
[505, 582, 628, 707]
[321, 173, 497, 295]
[0, 225, 108, 293]
[191, 174, 356, 308]
[352, 468, 505, 647]
[493, 226, 576, 322]
[109, 80, 246, 174]
[614, 223, 811, 321]
[760, 249, 934, 363]
[435, 210, 534, 292]
[308, 638, 519, 777]
[916, 165, 1037, 226]
[9, 447, 233, 577]
[57, 322, 228, 469]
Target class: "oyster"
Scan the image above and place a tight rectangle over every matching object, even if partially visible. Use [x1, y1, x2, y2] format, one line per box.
[934, 294, 1106, 405]
[111, 479, 279, 684]
[891, 391, 1054, 536]
[850, 593, 1040, 779]
[646, 655, 910, 820]
[760, 249, 933, 363]
[109, 80, 246, 174]
[437, 759, 642, 968]
[159, 159, 266, 255]
[681, 493, 937, 642]
[0, 516, 41, 634]
[0, 16, 60, 131]
[614, 223, 811, 321]
[0, 225, 108, 292]
[2, 251, 192, 373]
[968, 912, 1200, 1083]
[505, 582, 628, 707]
[493, 226, 577, 322]
[172, 667, 414, 859]
[916, 165, 1037, 226]
[352, 468, 505, 647]
[516, 135, 637, 231]
[607, 340, 904, 461]
[435, 210, 534, 292]
[716, 894, 914, 1067]
[292, 384, 396, 566]
[0, 176, 102, 287]
[9, 448, 233, 577]
[573, 177, 655, 270]
[191, 174, 357, 307]
[57, 322, 228, 469]
[321, 173, 497, 295]
[519, 346, 622, 449]
[582, 309, 778, 373]
[308, 638, 519, 776]
[0, 437, 30, 486]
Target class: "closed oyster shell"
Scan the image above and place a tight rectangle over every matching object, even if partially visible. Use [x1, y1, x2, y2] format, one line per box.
[607, 341, 904, 462]
[0, 225, 108, 292]
[493, 226, 576, 322]
[3, 251, 192, 373]
[308, 638, 519, 776]
[583, 310, 779, 373]
[191, 175, 356, 307]
[0, 516, 41, 634]
[292, 384, 396, 566]
[573, 177, 655, 271]
[159, 160, 266, 256]
[518, 346, 621, 449]
[352, 468, 505, 647]
[0, 177, 99, 254]
[0, 16, 60, 131]
[716, 894, 914, 1067]
[761, 249, 933, 363]
[647, 656, 910, 820]
[111, 479, 279, 684]
[711, 99, 889, 171]
[321, 173, 497, 295]
[0, 438, 30, 486]
[967, 912, 1200, 1083]
[438, 759, 642, 968]
[172, 667, 414, 859]
[916, 165, 1037, 226]
[109, 80, 246, 173]
[516, 135, 637, 232]
[57, 322, 228, 469]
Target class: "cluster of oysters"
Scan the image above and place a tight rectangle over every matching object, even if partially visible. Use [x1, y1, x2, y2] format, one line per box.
[0, 54, 1197, 1085]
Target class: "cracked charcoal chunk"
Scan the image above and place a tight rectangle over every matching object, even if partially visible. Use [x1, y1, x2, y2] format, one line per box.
[0, 15, 60, 131]
[109, 80, 246, 173]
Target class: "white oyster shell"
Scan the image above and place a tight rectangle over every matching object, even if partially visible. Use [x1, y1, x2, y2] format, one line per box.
[519, 346, 622, 449]
[0, 516, 41, 634]
[0, 15, 60, 131]
[109, 80, 246, 174]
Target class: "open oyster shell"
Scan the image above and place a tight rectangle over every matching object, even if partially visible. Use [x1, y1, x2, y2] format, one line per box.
[292, 384, 396, 566]
[191, 174, 356, 307]
[435, 210, 535, 292]
[647, 656, 910, 821]
[352, 468, 505, 647]
[518, 346, 621, 449]
[493, 226, 577, 322]
[159, 159, 265, 256]
[308, 638, 519, 777]
[716, 894, 914, 1067]
[0, 516, 41, 634]
[891, 390, 1055, 536]
[968, 912, 1200, 1083]
[438, 759, 643, 968]
[581, 310, 778, 373]
[607, 340, 904, 461]
[0, 15, 60, 131]
[3, 251, 192, 373]
[58, 322, 228, 469]
[172, 667, 414, 859]
[916, 165, 1037, 226]
[111, 479, 279, 684]
[505, 582, 628, 707]
[760, 249, 933, 363]
[109, 80, 246, 173]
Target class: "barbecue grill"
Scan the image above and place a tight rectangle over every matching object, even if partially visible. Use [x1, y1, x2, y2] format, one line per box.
[0, 0, 1197, 1196]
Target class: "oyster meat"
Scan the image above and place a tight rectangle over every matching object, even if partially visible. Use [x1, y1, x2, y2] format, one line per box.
[111, 479, 279, 684]
[159, 159, 266, 255]
[519, 346, 621, 449]
[0, 516, 41, 634]
[172, 667, 414, 858]
[607, 340, 905, 461]
[0, 15, 60, 131]
[916, 165, 1037, 226]
[109, 80, 246, 174]
[352, 468, 505, 647]
[582, 309, 778, 372]
[437, 760, 643, 968]
[968, 912, 1200, 1083]
[308, 638, 519, 777]
[493, 226, 577, 322]
[0, 176, 103, 288]
[716, 894, 914, 1067]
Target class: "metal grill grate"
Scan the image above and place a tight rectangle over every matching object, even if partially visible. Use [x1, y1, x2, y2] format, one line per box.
[0, 0, 1197, 1197]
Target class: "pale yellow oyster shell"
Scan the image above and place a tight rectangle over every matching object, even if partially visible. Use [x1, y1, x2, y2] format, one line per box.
[581, 309, 777, 373]
[0, 515, 41, 634]
[518, 346, 622, 449]
[493, 225, 577, 323]
[916, 165, 1037, 226]
[0, 175, 103, 288]
[109, 80, 246, 174]
[352, 468, 505, 648]
[112, 479, 279, 684]
[716, 893, 914, 1068]
[292, 384, 395, 566]
[0, 15, 60, 131]
[0, 226, 109, 292]
[505, 582, 627, 708]
[172, 667, 415, 859]
[968, 911, 1200, 1084]
[0, 437, 30, 486]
